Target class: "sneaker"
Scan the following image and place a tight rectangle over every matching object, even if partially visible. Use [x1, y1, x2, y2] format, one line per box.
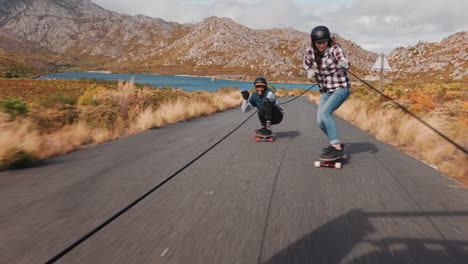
[320, 145, 335, 155]
[323, 143, 344, 153]
[258, 127, 272, 136]
[319, 146, 343, 160]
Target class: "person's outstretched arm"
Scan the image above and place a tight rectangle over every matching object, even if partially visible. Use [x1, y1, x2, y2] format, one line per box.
[241, 90, 255, 112]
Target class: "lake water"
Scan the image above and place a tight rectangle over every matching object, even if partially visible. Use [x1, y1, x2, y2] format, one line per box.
[38, 71, 318, 92]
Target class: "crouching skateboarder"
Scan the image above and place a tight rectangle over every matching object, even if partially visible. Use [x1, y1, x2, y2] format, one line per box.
[241, 77, 285, 140]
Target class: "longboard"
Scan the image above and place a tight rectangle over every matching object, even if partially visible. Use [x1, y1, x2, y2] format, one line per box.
[254, 133, 274, 142]
[314, 154, 347, 169]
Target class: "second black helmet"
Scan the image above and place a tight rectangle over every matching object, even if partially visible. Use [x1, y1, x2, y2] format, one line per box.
[254, 77, 268, 86]
[311, 26, 330, 43]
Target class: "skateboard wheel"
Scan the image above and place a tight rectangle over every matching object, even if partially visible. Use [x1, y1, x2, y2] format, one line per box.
[314, 161, 321, 167]
[269, 138, 274, 142]
[255, 138, 260, 142]
[335, 162, 342, 169]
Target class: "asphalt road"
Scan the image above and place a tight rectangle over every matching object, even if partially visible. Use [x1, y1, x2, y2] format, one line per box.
[0, 97, 467, 264]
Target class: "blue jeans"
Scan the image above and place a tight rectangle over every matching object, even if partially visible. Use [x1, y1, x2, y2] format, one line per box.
[317, 88, 350, 145]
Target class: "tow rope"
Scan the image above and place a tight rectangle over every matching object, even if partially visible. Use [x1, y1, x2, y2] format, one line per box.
[346, 69, 467, 155]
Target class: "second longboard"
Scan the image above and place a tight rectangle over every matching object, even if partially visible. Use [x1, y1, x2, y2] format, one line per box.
[314, 154, 347, 169]
[254, 133, 274, 142]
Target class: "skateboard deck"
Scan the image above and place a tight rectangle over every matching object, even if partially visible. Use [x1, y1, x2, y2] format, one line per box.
[314, 154, 347, 168]
[254, 133, 274, 142]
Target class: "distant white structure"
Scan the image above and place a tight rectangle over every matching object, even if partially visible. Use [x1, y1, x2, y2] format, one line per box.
[372, 54, 392, 71]
[372, 53, 392, 92]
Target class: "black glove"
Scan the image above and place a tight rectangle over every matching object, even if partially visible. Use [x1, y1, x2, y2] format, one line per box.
[241, 90, 249, 100]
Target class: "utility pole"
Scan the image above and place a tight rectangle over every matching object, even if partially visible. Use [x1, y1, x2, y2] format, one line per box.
[380, 53, 384, 92]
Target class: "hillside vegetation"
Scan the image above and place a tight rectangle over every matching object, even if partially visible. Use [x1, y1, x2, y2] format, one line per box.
[1, 78, 466, 184]
[303, 81, 467, 184]
[0, 79, 242, 169]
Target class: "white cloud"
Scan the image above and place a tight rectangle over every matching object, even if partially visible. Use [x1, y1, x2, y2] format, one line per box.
[92, 0, 468, 54]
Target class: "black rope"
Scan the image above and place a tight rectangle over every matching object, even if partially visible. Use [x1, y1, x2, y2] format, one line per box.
[346, 69, 467, 155]
[44, 110, 258, 264]
[277, 83, 317, 105]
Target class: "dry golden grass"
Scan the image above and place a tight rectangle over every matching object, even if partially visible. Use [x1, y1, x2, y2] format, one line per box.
[39, 122, 92, 158]
[307, 93, 468, 185]
[275, 88, 314, 98]
[158, 99, 187, 123]
[130, 89, 243, 134]
[115, 80, 135, 120]
[133, 106, 159, 132]
[0, 118, 41, 167]
[0, 81, 243, 169]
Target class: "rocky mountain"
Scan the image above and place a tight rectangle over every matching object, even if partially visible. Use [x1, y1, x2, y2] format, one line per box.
[0, 28, 76, 76]
[0, 0, 377, 79]
[387, 32, 468, 81]
[0, 0, 188, 55]
[0, 0, 465, 81]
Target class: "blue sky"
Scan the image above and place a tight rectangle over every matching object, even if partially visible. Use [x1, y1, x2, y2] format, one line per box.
[93, 0, 467, 54]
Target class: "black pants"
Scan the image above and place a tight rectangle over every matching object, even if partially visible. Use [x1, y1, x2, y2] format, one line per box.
[257, 100, 283, 127]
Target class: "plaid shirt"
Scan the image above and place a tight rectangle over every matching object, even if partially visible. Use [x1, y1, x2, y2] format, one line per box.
[302, 44, 351, 93]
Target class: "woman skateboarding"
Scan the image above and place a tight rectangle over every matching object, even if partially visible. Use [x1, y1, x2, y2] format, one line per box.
[303, 25, 351, 160]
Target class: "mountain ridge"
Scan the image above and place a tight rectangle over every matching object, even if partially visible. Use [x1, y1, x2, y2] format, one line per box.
[0, 0, 465, 81]
[387, 32, 468, 81]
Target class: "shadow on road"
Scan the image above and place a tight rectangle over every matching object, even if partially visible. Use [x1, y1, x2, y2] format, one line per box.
[9, 159, 63, 171]
[262, 209, 468, 264]
[345, 142, 379, 155]
[275, 131, 300, 139]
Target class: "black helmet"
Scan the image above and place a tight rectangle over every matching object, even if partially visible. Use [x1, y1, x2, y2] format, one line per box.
[253, 77, 267, 86]
[311, 26, 330, 43]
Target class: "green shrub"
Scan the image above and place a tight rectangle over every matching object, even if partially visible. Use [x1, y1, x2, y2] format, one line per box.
[8, 151, 35, 169]
[0, 96, 29, 118]
[77, 85, 106, 106]
[395, 89, 403, 98]
[445, 83, 463, 90]
[437, 87, 446, 97]
[39, 93, 76, 108]
[33, 106, 79, 130]
[79, 105, 121, 129]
